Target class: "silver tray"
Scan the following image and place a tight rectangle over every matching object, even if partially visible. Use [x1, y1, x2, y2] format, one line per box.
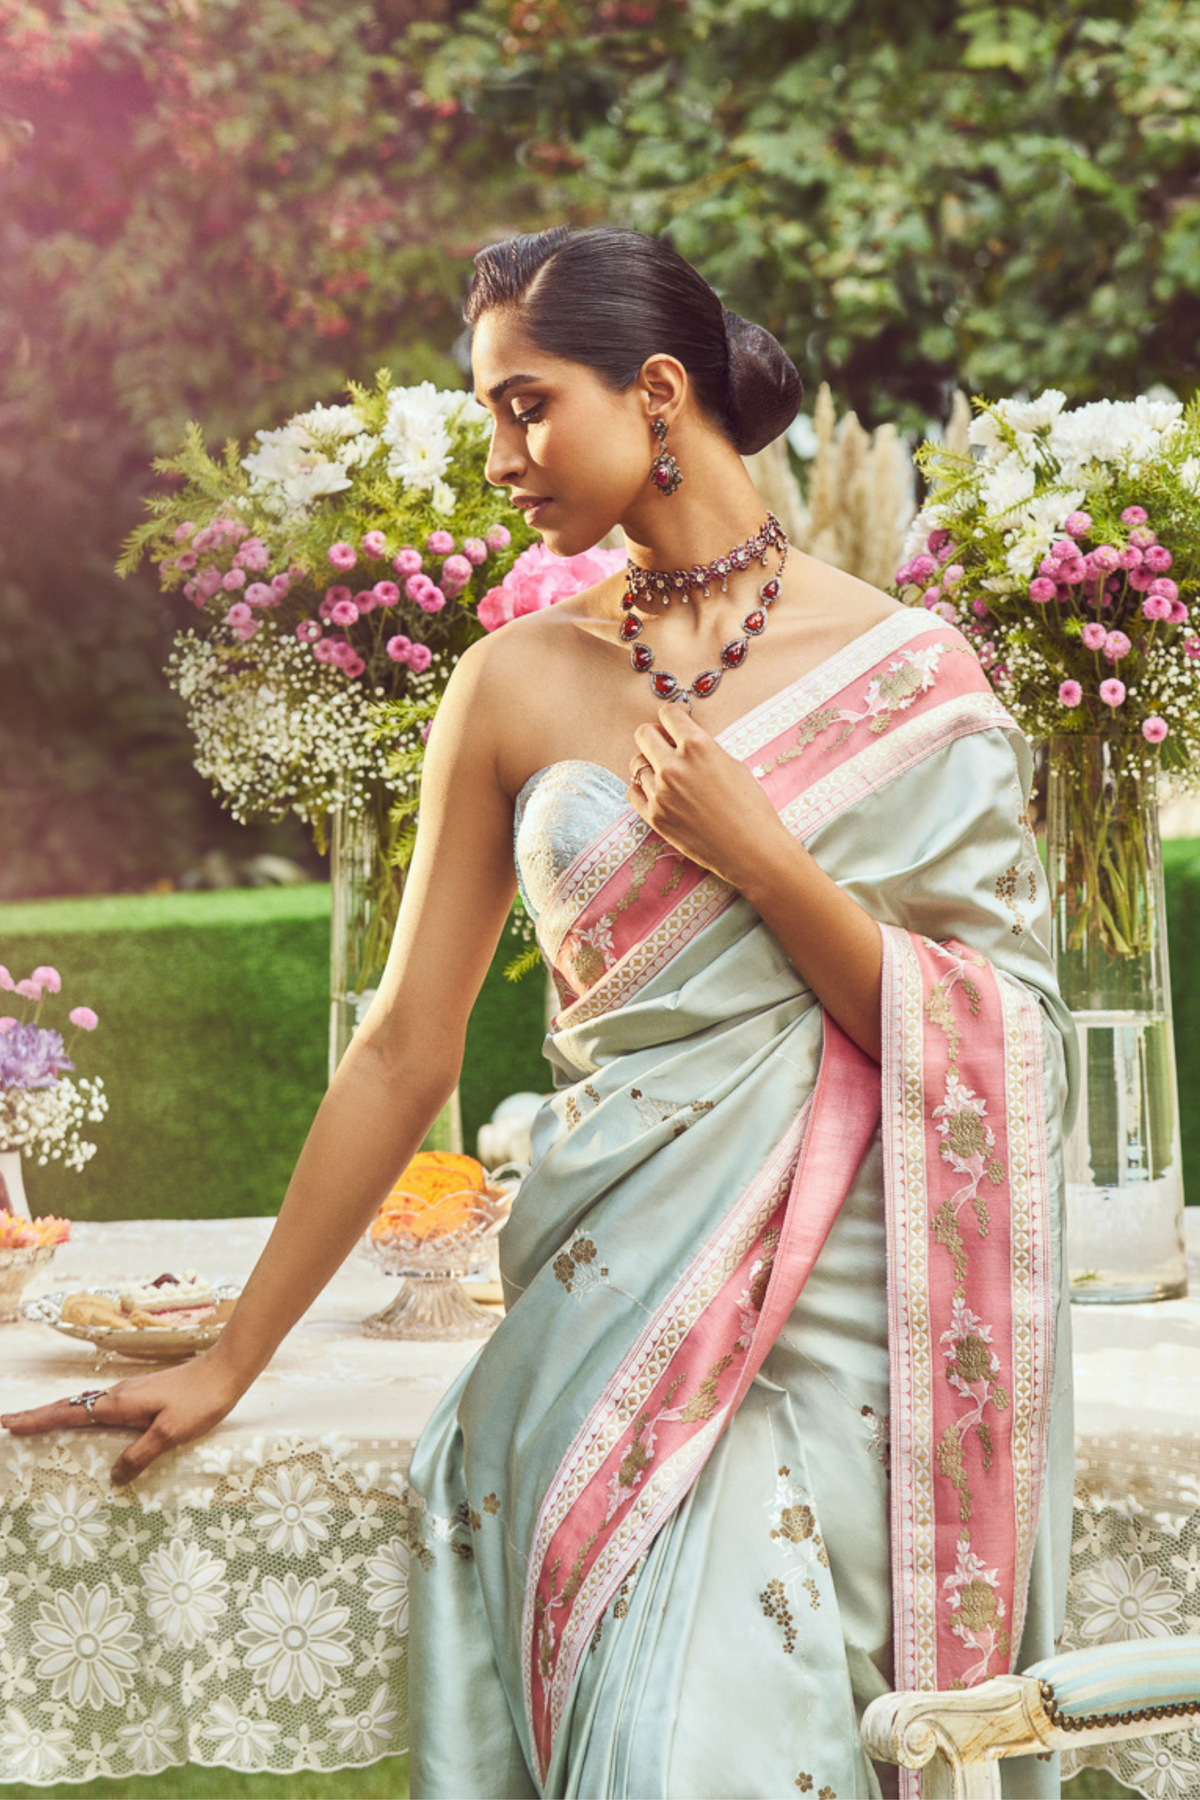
[22, 1282, 243, 1361]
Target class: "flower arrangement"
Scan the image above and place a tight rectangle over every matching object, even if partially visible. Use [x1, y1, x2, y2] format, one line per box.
[0, 966, 106, 1171]
[897, 389, 1200, 958]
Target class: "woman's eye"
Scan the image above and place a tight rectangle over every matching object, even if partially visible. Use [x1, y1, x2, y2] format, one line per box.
[514, 402, 544, 426]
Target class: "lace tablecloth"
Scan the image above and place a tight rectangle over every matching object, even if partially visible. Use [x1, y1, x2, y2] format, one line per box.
[4, 1214, 1200, 1790]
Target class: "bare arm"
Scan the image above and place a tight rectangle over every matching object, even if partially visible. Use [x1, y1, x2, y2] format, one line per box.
[1, 633, 520, 1479]
[630, 703, 883, 1063]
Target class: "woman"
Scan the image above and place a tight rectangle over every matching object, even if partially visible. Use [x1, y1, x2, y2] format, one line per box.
[3, 227, 1077, 1799]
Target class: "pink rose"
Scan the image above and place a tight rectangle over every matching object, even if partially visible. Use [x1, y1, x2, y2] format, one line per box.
[213, 518, 241, 540]
[328, 542, 357, 571]
[183, 582, 200, 605]
[330, 599, 359, 627]
[941, 563, 965, 588]
[407, 642, 433, 672]
[197, 566, 222, 598]
[386, 635, 412, 663]
[475, 542, 629, 633]
[233, 620, 259, 642]
[192, 526, 219, 554]
[484, 524, 511, 551]
[1081, 623, 1107, 650]
[463, 538, 488, 565]
[1103, 630, 1131, 661]
[1099, 678, 1126, 707]
[221, 568, 247, 591]
[68, 1006, 98, 1031]
[372, 580, 400, 606]
[426, 530, 455, 555]
[32, 966, 61, 992]
[1142, 716, 1169, 743]
[244, 582, 274, 607]
[921, 586, 942, 608]
[226, 602, 253, 627]
[362, 530, 388, 558]
[1142, 594, 1173, 622]
[416, 586, 447, 613]
[1064, 511, 1092, 538]
[296, 620, 321, 643]
[934, 600, 959, 623]
[1121, 506, 1149, 527]
[393, 548, 423, 576]
[1029, 577, 1057, 604]
[1058, 680, 1082, 707]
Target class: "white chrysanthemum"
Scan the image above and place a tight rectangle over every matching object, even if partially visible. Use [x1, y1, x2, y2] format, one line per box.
[115, 1701, 184, 1775]
[32, 1581, 142, 1710]
[250, 1467, 333, 1557]
[363, 1535, 410, 1634]
[142, 1540, 229, 1648]
[386, 432, 451, 489]
[199, 1696, 281, 1770]
[0, 1707, 74, 1782]
[1179, 454, 1200, 495]
[30, 1483, 108, 1569]
[235, 1572, 353, 1702]
[980, 458, 1037, 516]
[993, 389, 1067, 434]
[431, 478, 457, 516]
[1002, 490, 1085, 578]
[966, 410, 1009, 456]
[325, 1683, 402, 1759]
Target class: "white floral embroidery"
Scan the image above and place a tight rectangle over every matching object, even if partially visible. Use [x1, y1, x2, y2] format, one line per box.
[940, 1296, 1003, 1428]
[250, 1466, 333, 1556]
[835, 644, 946, 735]
[363, 1535, 410, 1634]
[142, 1541, 229, 1649]
[115, 1699, 184, 1773]
[235, 1572, 353, 1702]
[1077, 1553, 1185, 1642]
[0, 1705, 74, 1780]
[199, 1696, 281, 1769]
[932, 1070, 999, 1212]
[325, 1683, 402, 1759]
[29, 1483, 108, 1569]
[31, 1581, 142, 1710]
[1122, 1735, 1196, 1799]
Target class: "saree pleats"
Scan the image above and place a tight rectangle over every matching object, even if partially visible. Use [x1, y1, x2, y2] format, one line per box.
[406, 612, 1077, 1799]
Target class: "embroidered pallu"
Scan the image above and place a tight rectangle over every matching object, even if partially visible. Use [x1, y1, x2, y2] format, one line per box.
[406, 609, 1077, 1800]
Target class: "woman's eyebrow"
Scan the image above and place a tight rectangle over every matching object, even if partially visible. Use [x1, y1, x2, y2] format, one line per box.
[475, 372, 545, 406]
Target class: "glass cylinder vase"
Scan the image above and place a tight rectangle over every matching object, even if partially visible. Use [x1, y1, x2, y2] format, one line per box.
[1045, 735, 1186, 1302]
[328, 793, 462, 1154]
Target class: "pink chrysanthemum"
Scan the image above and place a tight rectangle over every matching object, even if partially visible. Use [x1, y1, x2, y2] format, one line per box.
[1081, 623, 1107, 650]
[328, 542, 357, 571]
[1142, 716, 1169, 743]
[1099, 678, 1126, 707]
[1058, 680, 1083, 708]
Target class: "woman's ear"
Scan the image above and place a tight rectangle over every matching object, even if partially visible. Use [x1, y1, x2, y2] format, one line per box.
[637, 353, 688, 423]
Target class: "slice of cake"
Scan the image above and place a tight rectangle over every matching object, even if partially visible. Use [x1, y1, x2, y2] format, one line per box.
[119, 1271, 217, 1327]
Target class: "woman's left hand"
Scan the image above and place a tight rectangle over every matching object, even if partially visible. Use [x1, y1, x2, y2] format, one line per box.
[627, 704, 786, 886]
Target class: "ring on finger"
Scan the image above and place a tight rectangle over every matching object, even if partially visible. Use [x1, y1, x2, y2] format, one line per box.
[67, 1389, 106, 1424]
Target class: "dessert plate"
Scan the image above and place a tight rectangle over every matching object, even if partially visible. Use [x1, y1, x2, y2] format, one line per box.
[23, 1282, 243, 1362]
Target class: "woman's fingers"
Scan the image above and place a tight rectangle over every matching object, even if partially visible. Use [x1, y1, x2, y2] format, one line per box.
[110, 1420, 175, 1488]
[1, 1392, 129, 1434]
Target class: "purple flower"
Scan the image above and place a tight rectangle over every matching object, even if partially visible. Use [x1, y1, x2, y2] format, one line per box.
[0, 1023, 73, 1090]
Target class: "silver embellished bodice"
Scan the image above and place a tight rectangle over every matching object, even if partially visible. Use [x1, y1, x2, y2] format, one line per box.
[513, 760, 629, 920]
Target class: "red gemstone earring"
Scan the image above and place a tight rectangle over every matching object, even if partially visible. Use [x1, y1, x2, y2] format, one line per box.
[649, 418, 682, 497]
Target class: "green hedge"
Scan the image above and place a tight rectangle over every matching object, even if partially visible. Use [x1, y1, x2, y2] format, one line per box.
[3, 852, 1199, 1223]
[0, 886, 548, 1222]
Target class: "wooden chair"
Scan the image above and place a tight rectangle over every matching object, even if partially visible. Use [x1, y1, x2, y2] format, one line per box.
[862, 1637, 1200, 1798]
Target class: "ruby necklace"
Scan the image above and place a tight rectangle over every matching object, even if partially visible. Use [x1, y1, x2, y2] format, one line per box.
[619, 514, 789, 705]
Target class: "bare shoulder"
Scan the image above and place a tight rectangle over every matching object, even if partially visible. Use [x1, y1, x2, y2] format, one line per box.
[802, 555, 905, 630]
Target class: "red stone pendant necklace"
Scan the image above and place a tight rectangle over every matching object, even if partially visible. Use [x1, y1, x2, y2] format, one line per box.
[619, 518, 790, 706]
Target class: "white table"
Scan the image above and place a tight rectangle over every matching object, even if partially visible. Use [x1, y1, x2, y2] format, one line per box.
[4, 1214, 1200, 1792]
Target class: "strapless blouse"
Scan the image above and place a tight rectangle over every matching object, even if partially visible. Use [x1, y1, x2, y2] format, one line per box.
[513, 760, 630, 921]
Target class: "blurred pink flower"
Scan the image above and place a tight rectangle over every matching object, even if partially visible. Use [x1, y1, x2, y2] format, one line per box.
[313, 638, 339, 663]
[328, 542, 357, 571]
[244, 582, 274, 607]
[1170, 600, 1189, 624]
[1121, 505, 1149, 527]
[1117, 546, 1143, 571]
[393, 548, 423, 576]
[362, 530, 388, 558]
[1186, 639, 1200, 660]
[221, 568, 247, 591]
[32, 967, 61, 992]
[908, 553, 937, 583]
[296, 620, 321, 643]
[1081, 623, 1107, 650]
[192, 526, 219, 554]
[934, 600, 958, 623]
[175, 551, 198, 570]
[442, 554, 472, 586]
[927, 528, 950, 553]
[921, 586, 942, 608]
[405, 574, 434, 603]
[1089, 544, 1120, 573]
[372, 580, 400, 606]
[233, 621, 259, 642]
[1142, 594, 1173, 622]
[484, 524, 511, 551]
[416, 586, 447, 614]
[463, 538, 488, 565]
[15, 980, 42, 1001]
[386, 635, 412, 663]
[941, 563, 965, 587]
[197, 567, 222, 598]
[1142, 716, 1169, 743]
[1064, 511, 1092, 538]
[0, 1018, 16, 1035]
[408, 642, 433, 672]
[1058, 680, 1083, 707]
[183, 582, 200, 605]
[0, 969, 13, 992]
[330, 599, 359, 627]
[173, 521, 196, 543]
[68, 1007, 98, 1031]
[1128, 525, 1158, 549]
[226, 602, 253, 627]
[477, 543, 627, 632]
[1028, 577, 1056, 603]
[1049, 539, 1076, 561]
[1103, 630, 1131, 662]
[1099, 678, 1126, 707]
[1143, 544, 1173, 573]
[353, 588, 379, 613]
[234, 538, 270, 571]
[426, 530, 455, 555]
[341, 653, 366, 678]
[271, 573, 291, 598]
[420, 720, 433, 743]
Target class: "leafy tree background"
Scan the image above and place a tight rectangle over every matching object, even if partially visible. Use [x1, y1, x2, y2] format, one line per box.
[3, 0, 1198, 898]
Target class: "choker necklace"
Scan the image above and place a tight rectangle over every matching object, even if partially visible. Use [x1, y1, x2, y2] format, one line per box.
[622, 512, 787, 608]
[619, 520, 789, 706]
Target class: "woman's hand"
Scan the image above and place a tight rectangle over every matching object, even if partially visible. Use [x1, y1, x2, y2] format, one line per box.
[0, 1351, 246, 1487]
[626, 703, 785, 887]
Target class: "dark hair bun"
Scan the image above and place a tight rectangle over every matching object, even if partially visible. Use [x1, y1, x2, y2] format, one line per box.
[723, 310, 803, 456]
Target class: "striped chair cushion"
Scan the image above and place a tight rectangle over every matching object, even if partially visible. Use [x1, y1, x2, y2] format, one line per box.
[1023, 1639, 1200, 1731]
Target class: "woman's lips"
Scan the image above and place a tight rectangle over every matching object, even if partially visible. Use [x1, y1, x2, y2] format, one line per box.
[515, 497, 553, 525]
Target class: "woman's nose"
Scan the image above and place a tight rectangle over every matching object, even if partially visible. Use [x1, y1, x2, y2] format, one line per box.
[484, 421, 525, 489]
